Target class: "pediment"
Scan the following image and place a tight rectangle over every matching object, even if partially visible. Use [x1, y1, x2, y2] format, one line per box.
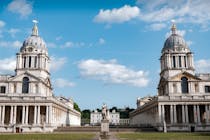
[169, 71, 201, 81]
[10, 71, 42, 82]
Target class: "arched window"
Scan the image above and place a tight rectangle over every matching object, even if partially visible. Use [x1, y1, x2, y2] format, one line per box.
[22, 77, 29, 93]
[181, 77, 188, 93]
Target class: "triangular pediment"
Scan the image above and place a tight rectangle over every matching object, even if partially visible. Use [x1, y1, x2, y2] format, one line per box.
[10, 71, 42, 82]
[169, 71, 201, 81]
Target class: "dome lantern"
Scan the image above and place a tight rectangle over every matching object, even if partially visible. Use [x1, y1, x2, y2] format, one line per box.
[32, 20, 38, 36]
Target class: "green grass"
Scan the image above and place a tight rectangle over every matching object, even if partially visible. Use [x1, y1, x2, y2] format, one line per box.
[117, 132, 210, 140]
[0, 133, 95, 140]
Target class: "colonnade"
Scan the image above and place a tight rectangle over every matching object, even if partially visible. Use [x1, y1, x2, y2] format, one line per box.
[0, 105, 52, 125]
[159, 104, 210, 124]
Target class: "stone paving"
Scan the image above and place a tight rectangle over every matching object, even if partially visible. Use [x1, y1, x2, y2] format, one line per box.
[93, 132, 119, 140]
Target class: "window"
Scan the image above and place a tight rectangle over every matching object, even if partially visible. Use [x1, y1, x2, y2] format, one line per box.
[0, 86, 6, 93]
[23, 56, 26, 68]
[173, 56, 176, 68]
[22, 77, 29, 93]
[29, 56, 31, 68]
[205, 86, 210, 93]
[179, 56, 182, 67]
[184, 56, 187, 68]
[181, 77, 189, 93]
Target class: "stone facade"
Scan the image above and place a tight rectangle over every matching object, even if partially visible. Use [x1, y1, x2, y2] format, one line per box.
[0, 22, 81, 132]
[90, 110, 120, 125]
[130, 23, 210, 132]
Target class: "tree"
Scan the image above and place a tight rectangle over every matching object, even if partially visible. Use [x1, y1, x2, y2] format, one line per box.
[81, 109, 91, 119]
[74, 102, 81, 112]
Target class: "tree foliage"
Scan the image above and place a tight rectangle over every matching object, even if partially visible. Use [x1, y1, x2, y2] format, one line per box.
[74, 102, 81, 112]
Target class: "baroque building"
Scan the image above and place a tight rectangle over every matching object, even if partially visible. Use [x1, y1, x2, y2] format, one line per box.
[0, 22, 81, 132]
[90, 109, 120, 126]
[130, 23, 210, 132]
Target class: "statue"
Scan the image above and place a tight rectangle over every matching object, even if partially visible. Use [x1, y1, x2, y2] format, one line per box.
[100, 104, 110, 139]
[102, 104, 109, 120]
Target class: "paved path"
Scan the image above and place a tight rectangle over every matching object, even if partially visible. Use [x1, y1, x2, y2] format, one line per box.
[92, 132, 119, 140]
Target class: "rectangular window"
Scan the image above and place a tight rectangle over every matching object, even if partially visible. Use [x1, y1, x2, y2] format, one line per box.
[184, 56, 187, 68]
[173, 56, 176, 68]
[29, 56, 31, 68]
[0, 86, 6, 93]
[205, 86, 210, 93]
[23, 56, 26, 68]
[179, 56, 182, 67]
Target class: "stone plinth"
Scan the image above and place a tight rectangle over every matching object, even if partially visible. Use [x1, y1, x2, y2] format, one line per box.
[100, 119, 109, 139]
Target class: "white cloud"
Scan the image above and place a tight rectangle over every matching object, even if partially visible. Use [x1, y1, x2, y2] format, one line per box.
[195, 59, 210, 73]
[0, 40, 22, 48]
[8, 28, 20, 37]
[61, 41, 85, 48]
[53, 78, 75, 88]
[78, 59, 149, 87]
[50, 56, 67, 72]
[99, 38, 105, 45]
[0, 57, 16, 74]
[0, 20, 6, 28]
[137, 0, 210, 30]
[94, 5, 140, 24]
[7, 0, 32, 18]
[149, 23, 166, 31]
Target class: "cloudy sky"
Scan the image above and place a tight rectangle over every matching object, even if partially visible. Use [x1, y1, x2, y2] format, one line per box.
[0, 0, 210, 110]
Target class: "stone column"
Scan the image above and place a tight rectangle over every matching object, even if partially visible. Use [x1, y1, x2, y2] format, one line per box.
[158, 105, 162, 123]
[185, 105, 189, 123]
[34, 106, 37, 124]
[0, 106, 2, 124]
[46, 106, 49, 124]
[161, 105, 165, 122]
[49, 106, 52, 124]
[13, 106, 17, 124]
[22, 106, 25, 124]
[10, 106, 13, 124]
[193, 105, 197, 123]
[205, 105, 209, 123]
[209, 105, 210, 123]
[2, 106, 5, 124]
[197, 105, 201, 123]
[173, 105, 177, 123]
[25, 106, 29, 124]
[37, 106, 40, 124]
[170, 105, 173, 124]
[182, 105, 185, 123]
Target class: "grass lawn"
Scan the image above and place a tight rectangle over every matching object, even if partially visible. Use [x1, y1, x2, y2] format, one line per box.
[0, 133, 95, 140]
[117, 132, 210, 140]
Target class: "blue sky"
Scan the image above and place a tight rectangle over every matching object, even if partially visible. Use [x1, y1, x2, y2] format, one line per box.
[0, 0, 210, 110]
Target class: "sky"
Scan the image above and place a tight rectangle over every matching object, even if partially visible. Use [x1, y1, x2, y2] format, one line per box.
[0, 0, 210, 110]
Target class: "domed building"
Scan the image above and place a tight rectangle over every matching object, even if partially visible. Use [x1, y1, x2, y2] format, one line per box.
[130, 23, 210, 132]
[0, 22, 81, 132]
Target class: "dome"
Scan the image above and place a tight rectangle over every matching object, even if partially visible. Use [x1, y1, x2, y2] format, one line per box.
[162, 24, 190, 53]
[20, 22, 47, 54]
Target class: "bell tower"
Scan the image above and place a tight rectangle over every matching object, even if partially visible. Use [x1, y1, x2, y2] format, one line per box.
[15, 20, 50, 80]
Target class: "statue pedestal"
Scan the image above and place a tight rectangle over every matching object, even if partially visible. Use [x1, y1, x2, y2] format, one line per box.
[100, 119, 109, 139]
